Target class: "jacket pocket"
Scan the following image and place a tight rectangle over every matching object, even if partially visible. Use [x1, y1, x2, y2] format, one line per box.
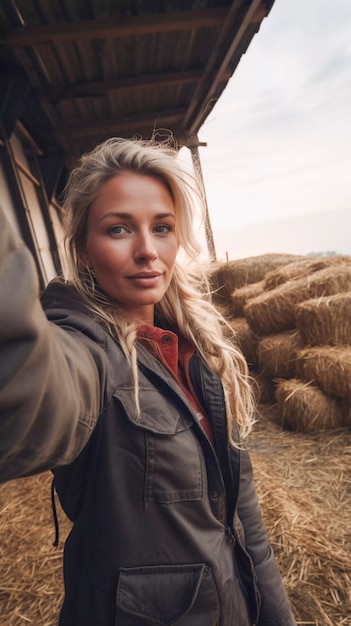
[115, 386, 204, 504]
[115, 563, 220, 626]
[145, 429, 204, 503]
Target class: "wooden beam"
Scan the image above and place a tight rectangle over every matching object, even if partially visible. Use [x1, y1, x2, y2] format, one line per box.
[10, 47, 73, 155]
[251, 1, 270, 23]
[68, 108, 187, 136]
[0, 9, 228, 46]
[185, 0, 266, 134]
[190, 143, 216, 262]
[36, 70, 204, 101]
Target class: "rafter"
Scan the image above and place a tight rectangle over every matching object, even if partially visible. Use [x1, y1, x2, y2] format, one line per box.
[68, 108, 187, 136]
[36, 70, 207, 101]
[0, 9, 228, 46]
[185, 0, 267, 133]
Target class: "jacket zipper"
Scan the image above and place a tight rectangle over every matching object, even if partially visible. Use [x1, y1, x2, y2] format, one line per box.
[138, 357, 261, 623]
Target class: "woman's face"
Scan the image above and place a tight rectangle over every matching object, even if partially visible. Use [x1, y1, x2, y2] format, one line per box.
[82, 171, 179, 324]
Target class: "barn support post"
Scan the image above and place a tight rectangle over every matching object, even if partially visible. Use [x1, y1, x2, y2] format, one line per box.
[189, 140, 217, 262]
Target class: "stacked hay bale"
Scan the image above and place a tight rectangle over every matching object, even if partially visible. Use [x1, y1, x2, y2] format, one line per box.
[210, 253, 351, 625]
[209, 254, 307, 399]
[282, 291, 351, 432]
[208, 252, 306, 306]
[218, 254, 351, 432]
[208, 254, 307, 403]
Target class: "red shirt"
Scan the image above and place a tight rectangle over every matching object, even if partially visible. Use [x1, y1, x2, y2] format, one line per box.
[137, 325, 214, 444]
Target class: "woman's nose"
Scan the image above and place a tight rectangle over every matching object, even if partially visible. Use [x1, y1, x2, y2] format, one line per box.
[134, 231, 158, 261]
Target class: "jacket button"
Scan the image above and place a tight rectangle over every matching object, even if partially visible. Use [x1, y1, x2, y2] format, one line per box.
[162, 334, 171, 343]
[210, 490, 218, 499]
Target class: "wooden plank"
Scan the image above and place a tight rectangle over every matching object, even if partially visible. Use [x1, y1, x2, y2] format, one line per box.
[68, 108, 187, 136]
[36, 70, 204, 100]
[0, 9, 228, 46]
[185, 0, 266, 133]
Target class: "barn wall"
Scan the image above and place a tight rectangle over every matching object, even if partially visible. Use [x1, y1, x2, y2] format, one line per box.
[0, 127, 66, 286]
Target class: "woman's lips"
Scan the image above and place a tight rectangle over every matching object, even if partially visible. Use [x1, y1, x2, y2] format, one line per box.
[127, 272, 162, 287]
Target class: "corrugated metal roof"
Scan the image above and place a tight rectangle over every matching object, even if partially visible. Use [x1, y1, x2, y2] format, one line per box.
[0, 0, 275, 166]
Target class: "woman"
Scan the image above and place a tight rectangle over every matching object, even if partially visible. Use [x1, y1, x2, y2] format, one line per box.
[0, 138, 296, 625]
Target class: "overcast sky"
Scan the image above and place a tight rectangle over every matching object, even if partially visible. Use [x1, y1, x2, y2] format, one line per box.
[180, 0, 351, 260]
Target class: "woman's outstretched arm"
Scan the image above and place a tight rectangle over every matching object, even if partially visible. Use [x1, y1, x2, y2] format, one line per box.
[0, 208, 107, 482]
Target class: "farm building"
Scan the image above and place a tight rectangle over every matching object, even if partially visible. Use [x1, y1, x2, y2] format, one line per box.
[1, 2, 350, 625]
[0, 0, 276, 273]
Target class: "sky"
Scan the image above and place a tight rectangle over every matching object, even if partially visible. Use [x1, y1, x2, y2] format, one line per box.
[179, 0, 351, 261]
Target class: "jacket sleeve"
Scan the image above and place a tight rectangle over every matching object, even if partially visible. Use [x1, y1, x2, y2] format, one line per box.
[237, 448, 297, 626]
[0, 208, 108, 483]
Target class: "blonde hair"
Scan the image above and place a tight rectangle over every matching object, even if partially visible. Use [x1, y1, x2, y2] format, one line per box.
[62, 137, 254, 442]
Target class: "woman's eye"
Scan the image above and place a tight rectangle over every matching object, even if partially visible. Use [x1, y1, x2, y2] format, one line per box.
[154, 224, 173, 234]
[109, 225, 127, 235]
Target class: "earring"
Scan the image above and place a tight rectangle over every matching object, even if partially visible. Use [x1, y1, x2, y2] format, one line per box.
[84, 265, 96, 293]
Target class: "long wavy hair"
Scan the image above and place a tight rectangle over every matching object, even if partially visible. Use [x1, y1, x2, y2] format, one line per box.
[62, 137, 254, 441]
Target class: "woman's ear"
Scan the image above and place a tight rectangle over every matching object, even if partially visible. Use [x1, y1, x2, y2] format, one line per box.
[79, 249, 90, 267]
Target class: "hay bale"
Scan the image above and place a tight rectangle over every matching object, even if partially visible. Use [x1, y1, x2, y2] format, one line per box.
[263, 255, 351, 290]
[229, 281, 264, 317]
[257, 331, 302, 379]
[295, 292, 351, 346]
[296, 346, 351, 403]
[244, 264, 351, 336]
[274, 378, 347, 432]
[229, 317, 258, 366]
[208, 253, 304, 304]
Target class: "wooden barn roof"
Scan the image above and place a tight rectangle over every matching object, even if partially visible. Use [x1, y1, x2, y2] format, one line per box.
[0, 0, 275, 167]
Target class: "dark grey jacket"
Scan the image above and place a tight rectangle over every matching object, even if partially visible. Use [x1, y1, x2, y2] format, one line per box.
[0, 209, 296, 626]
